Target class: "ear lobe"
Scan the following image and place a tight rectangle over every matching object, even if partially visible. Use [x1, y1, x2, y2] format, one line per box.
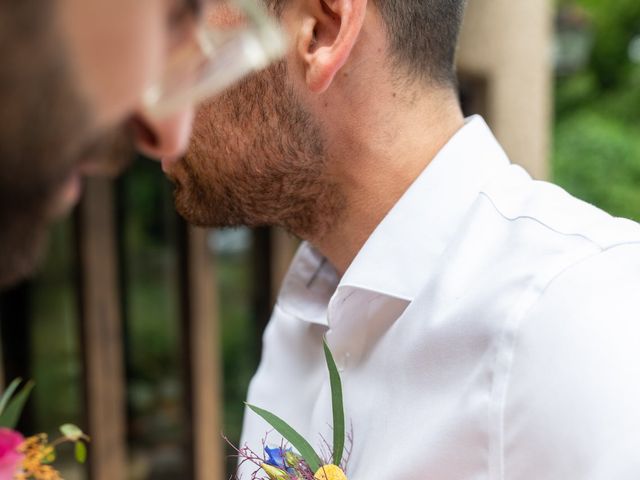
[298, 0, 367, 93]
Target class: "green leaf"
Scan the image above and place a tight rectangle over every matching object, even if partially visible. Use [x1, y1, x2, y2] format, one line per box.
[247, 403, 321, 472]
[60, 424, 84, 441]
[0, 378, 23, 416]
[75, 441, 87, 464]
[0, 380, 34, 429]
[323, 341, 345, 467]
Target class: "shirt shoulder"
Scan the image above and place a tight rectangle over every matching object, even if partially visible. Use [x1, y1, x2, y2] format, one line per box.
[466, 166, 640, 478]
[503, 243, 640, 479]
[480, 164, 640, 250]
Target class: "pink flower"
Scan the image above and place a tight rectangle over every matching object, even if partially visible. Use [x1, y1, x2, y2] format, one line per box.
[0, 428, 24, 480]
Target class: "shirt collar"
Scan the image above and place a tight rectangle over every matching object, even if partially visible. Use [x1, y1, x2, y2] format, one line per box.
[277, 116, 510, 326]
[278, 243, 340, 326]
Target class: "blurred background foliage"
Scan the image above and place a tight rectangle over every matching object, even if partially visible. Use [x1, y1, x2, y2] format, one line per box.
[554, 0, 640, 220]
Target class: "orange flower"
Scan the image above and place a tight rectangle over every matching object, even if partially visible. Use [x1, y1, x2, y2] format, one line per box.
[15, 435, 61, 480]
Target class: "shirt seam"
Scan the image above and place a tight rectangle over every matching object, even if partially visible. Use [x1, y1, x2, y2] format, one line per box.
[489, 279, 550, 480]
[478, 191, 640, 250]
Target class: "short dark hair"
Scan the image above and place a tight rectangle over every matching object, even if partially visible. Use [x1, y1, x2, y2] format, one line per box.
[265, 0, 467, 86]
[374, 0, 467, 86]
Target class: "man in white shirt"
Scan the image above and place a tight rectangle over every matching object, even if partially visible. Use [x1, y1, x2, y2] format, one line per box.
[164, 0, 640, 478]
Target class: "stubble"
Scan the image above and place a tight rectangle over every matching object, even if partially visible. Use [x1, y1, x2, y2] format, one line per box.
[170, 60, 346, 240]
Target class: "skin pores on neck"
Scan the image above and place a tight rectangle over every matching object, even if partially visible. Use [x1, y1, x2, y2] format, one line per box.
[287, 3, 464, 275]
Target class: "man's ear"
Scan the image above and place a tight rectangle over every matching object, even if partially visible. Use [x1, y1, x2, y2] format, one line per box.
[296, 0, 367, 93]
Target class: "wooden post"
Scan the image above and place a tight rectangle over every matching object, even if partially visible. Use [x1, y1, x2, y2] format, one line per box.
[458, 0, 553, 179]
[77, 178, 127, 480]
[182, 226, 223, 480]
[270, 228, 299, 306]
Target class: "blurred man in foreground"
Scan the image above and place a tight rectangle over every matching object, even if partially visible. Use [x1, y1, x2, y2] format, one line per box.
[168, 0, 640, 477]
[0, 0, 284, 287]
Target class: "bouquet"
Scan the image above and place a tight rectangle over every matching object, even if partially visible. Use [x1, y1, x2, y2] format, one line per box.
[232, 342, 350, 480]
[0, 379, 88, 480]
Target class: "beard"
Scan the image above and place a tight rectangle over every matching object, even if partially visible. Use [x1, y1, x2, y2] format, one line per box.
[0, 0, 135, 288]
[167, 60, 345, 240]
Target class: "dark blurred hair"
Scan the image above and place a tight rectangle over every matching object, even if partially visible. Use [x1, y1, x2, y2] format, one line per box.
[265, 0, 467, 87]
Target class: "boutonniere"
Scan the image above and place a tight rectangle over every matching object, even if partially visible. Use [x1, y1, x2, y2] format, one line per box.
[0, 379, 89, 480]
[233, 341, 351, 480]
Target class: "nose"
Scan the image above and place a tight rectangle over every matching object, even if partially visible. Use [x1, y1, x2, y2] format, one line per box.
[132, 108, 195, 160]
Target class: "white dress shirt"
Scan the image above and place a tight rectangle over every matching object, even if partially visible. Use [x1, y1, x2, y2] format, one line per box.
[239, 116, 640, 480]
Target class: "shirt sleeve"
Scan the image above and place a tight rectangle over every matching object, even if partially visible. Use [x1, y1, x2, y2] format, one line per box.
[503, 243, 640, 480]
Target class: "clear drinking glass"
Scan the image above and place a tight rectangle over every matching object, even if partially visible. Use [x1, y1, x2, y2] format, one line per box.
[143, 0, 287, 119]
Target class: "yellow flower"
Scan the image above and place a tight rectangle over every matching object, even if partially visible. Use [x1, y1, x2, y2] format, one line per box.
[314, 464, 347, 480]
[15, 434, 62, 480]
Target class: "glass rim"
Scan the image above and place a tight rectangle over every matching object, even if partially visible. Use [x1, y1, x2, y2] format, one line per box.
[142, 0, 287, 119]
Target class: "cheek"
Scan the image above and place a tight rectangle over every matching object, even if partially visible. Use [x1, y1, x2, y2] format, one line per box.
[206, 3, 249, 29]
[56, 0, 168, 127]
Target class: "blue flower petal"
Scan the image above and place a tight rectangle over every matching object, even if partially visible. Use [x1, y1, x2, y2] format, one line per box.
[264, 447, 288, 469]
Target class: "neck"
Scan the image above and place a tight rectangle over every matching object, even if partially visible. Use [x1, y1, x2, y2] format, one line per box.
[305, 85, 464, 276]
